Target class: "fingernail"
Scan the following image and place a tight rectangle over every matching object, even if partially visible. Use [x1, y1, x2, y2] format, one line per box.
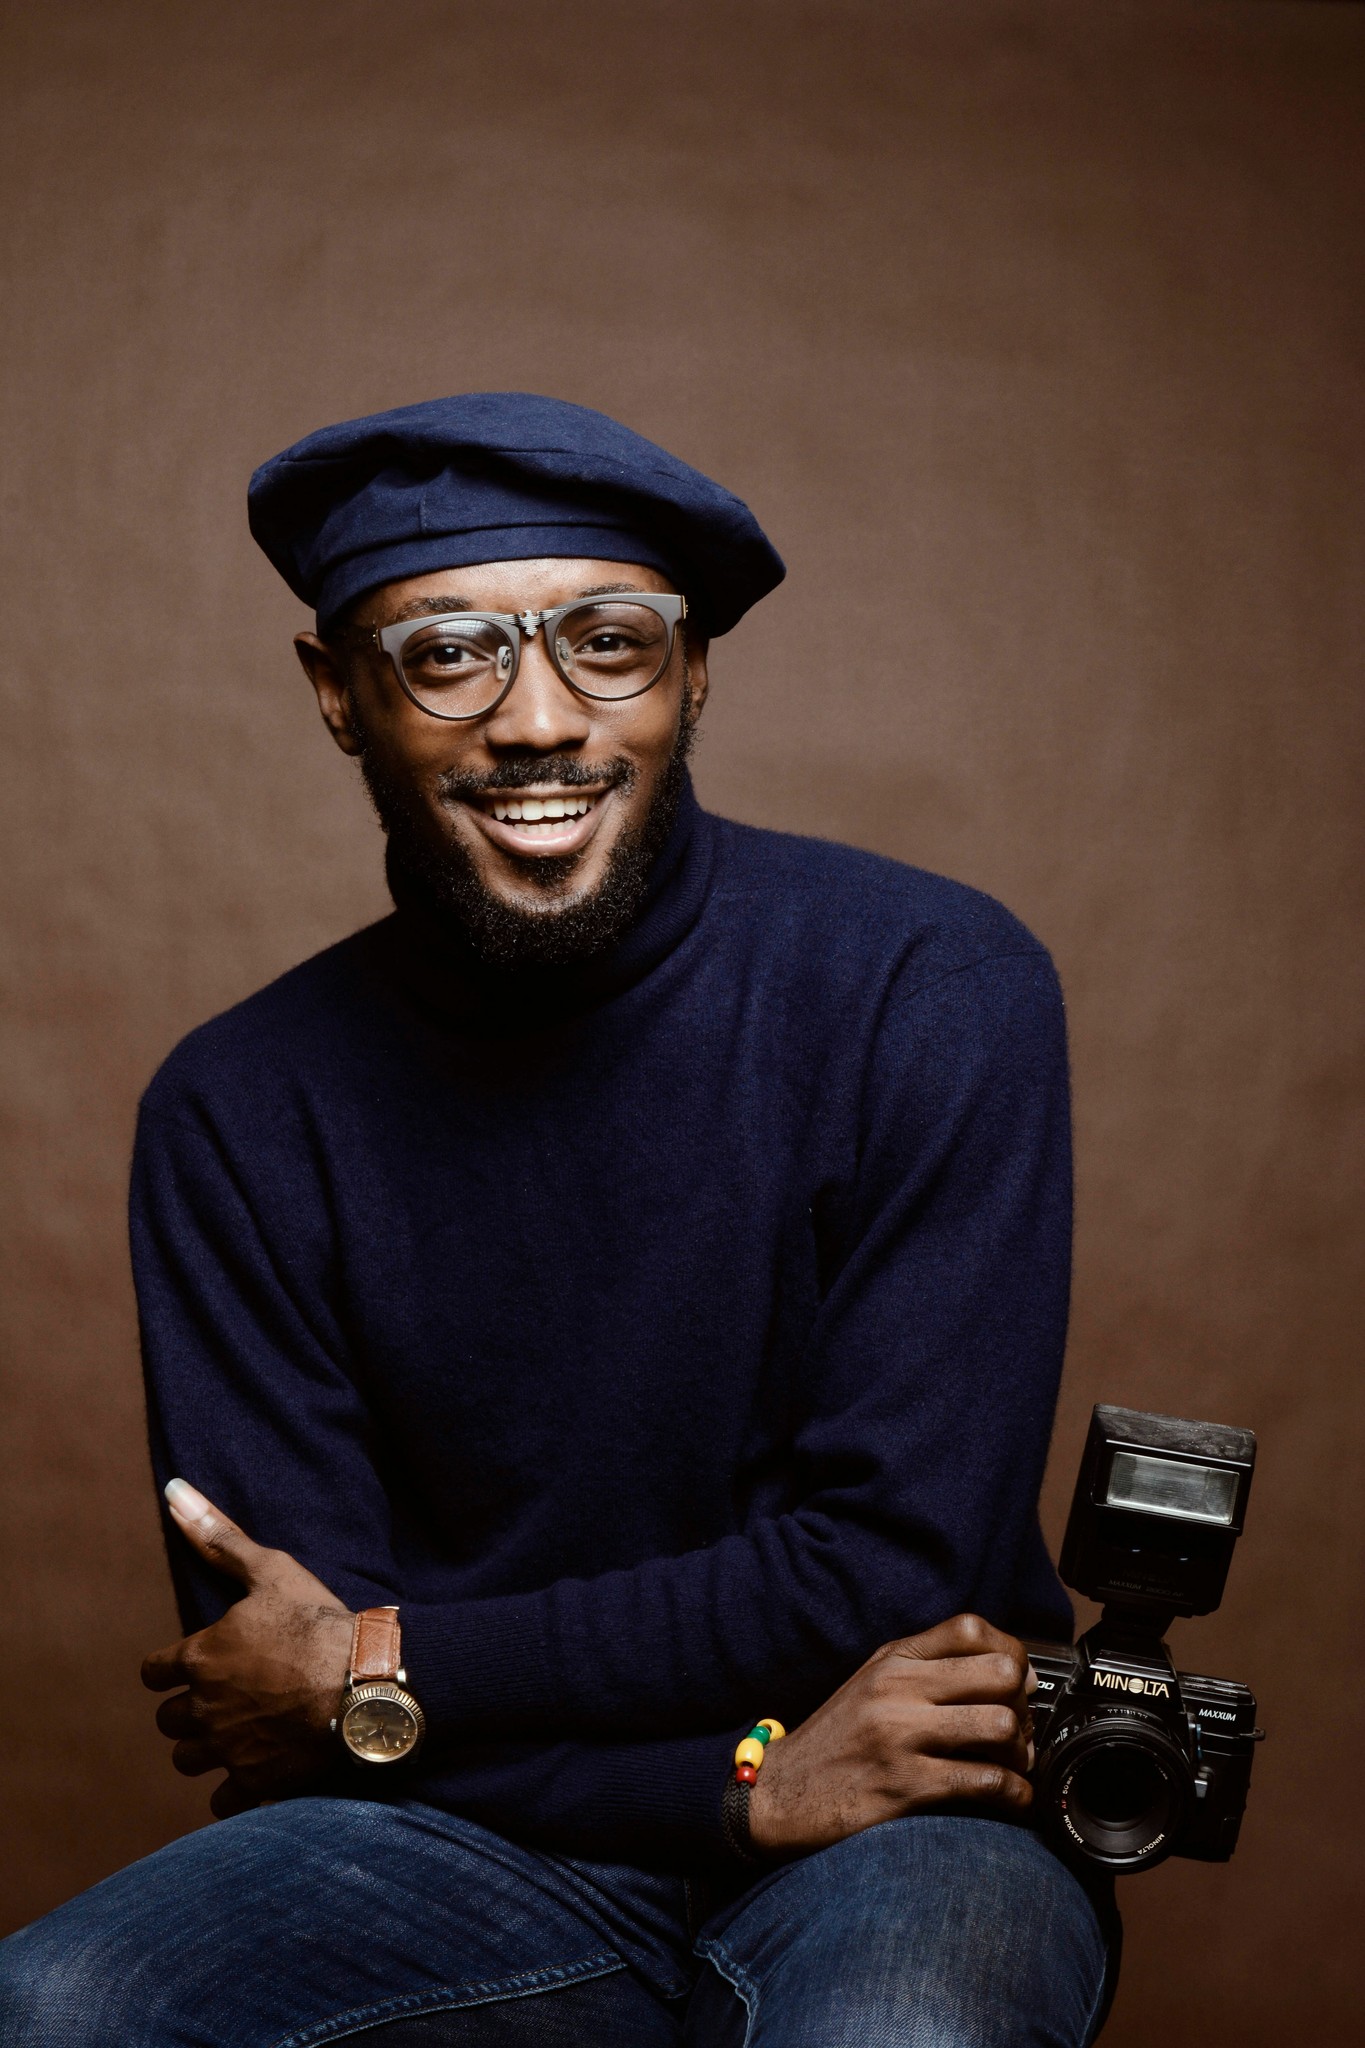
[1025, 1661, 1039, 1695]
[165, 1478, 211, 1521]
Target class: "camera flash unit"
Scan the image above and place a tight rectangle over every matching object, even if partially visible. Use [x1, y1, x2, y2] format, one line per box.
[1059, 1405, 1255, 1624]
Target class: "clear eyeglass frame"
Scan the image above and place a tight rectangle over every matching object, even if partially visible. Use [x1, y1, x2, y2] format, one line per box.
[352, 591, 687, 723]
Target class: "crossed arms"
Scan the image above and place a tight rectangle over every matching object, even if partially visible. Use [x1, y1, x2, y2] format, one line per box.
[143, 1481, 1038, 1855]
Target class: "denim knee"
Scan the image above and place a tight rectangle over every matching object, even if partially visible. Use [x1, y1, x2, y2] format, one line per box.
[695, 1815, 1112, 2048]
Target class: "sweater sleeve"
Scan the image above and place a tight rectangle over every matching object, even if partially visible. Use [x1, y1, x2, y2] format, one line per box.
[398, 947, 1073, 1740]
[131, 1086, 403, 1628]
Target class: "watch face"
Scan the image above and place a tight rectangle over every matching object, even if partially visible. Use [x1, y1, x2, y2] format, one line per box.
[342, 1688, 422, 1763]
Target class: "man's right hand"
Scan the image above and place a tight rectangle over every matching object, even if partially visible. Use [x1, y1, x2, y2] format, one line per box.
[747, 1614, 1036, 1857]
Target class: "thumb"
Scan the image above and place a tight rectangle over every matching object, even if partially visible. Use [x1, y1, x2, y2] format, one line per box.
[164, 1479, 272, 1587]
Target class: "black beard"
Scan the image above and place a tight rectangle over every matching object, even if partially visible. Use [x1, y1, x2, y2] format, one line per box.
[353, 687, 695, 970]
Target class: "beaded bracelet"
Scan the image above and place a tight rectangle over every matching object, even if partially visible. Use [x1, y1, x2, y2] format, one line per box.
[733, 1717, 786, 1786]
[721, 1718, 786, 1863]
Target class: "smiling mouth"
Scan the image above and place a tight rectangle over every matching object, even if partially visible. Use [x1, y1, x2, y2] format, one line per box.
[465, 785, 611, 854]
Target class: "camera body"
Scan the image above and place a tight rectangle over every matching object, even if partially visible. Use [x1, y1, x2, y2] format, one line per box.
[1027, 1635, 1260, 1870]
[1026, 1405, 1264, 1873]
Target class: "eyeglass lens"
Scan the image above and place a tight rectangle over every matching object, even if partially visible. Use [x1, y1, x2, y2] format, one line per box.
[397, 602, 671, 716]
[397, 618, 514, 717]
[551, 601, 671, 699]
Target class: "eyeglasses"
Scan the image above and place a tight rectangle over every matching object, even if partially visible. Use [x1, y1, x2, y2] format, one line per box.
[350, 593, 687, 722]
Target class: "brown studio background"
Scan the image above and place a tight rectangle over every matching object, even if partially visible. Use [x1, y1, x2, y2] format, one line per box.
[2, 0, 1362, 2038]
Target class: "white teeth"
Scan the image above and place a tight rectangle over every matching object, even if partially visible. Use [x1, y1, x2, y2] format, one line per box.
[489, 794, 601, 835]
[488, 794, 594, 827]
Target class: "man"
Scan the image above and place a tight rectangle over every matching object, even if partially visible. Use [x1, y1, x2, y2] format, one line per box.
[0, 394, 1112, 2046]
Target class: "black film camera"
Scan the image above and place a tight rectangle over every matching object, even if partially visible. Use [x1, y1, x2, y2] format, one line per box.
[1027, 1404, 1264, 1873]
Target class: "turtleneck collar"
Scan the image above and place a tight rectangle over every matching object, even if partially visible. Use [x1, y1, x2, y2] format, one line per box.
[374, 775, 716, 1034]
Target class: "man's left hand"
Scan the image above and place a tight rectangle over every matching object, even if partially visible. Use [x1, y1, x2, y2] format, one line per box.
[142, 1481, 354, 1819]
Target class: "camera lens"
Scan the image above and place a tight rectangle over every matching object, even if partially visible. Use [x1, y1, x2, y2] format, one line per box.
[1073, 1746, 1169, 1828]
[1041, 1722, 1193, 1870]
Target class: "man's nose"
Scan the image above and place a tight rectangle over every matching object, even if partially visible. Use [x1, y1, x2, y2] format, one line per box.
[482, 632, 592, 752]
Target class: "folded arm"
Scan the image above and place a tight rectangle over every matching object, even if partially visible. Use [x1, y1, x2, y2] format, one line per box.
[142, 1479, 1037, 1848]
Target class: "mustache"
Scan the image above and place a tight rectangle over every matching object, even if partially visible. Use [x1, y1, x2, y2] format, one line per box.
[435, 756, 636, 800]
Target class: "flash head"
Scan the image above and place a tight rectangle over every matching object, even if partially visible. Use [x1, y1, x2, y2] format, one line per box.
[1059, 1405, 1256, 1622]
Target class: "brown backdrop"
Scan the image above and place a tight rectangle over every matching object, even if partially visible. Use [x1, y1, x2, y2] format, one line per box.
[2, 1, 1362, 2039]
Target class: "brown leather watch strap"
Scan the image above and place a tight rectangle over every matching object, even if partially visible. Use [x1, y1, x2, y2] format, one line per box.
[350, 1606, 402, 1682]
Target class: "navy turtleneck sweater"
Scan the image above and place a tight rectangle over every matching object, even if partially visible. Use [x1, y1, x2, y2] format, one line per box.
[131, 782, 1073, 1867]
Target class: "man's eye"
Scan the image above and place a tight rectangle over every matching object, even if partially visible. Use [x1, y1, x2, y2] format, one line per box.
[405, 638, 494, 676]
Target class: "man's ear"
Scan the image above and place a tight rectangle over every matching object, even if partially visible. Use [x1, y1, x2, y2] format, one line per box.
[295, 633, 364, 758]
[684, 628, 711, 724]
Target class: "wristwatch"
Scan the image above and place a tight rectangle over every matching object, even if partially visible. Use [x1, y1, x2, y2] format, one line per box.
[334, 1606, 426, 1764]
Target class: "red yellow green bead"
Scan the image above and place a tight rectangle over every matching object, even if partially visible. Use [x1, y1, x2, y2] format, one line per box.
[732, 1716, 787, 1784]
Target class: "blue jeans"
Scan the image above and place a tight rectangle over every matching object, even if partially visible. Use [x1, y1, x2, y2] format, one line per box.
[0, 1799, 1115, 2046]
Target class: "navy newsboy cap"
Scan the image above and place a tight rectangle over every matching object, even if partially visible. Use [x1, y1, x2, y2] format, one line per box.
[248, 392, 785, 636]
